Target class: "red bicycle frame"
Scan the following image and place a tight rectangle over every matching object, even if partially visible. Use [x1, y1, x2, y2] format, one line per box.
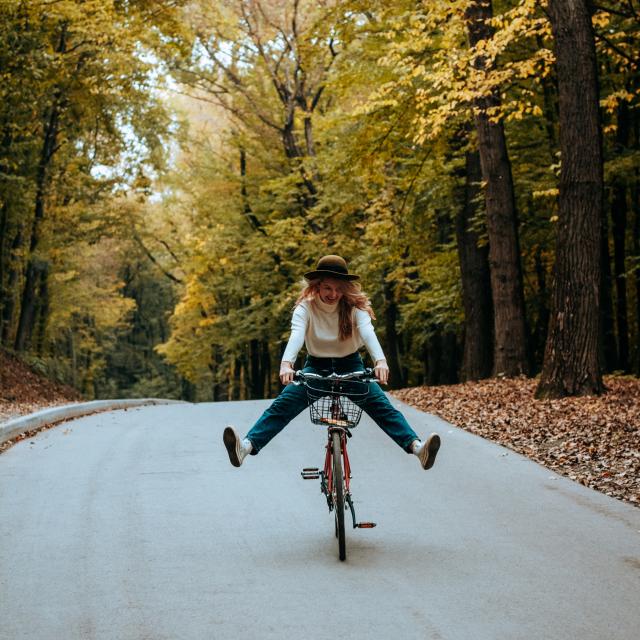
[323, 429, 351, 496]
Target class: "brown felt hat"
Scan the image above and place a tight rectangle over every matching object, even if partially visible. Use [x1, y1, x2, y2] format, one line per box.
[304, 255, 360, 281]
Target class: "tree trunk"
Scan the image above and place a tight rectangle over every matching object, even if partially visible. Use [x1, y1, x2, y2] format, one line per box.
[231, 357, 242, 401]
[425, 331, 442, 386]
[441, 331, 459, 384]
[456, 148, 494, 380]
[239, 147, 264, 234]
[611, 102, 631, 371]
[532, 247, 550, 368]
[599, 201, 617, 371]
[15, 24, 66, 351]
[282, 103, 303, 160]
[15, 259, 47, 352]
[535, 32, 559, 164]
[181, 377, 196, 402]
[536, 0, 604, 398]
[0, 203, 7, 299]
[261, 340, 271, 399]
[420, 343, 428, 385]
[1, 227, 22, 345]
[14, 109, 61, 350]
[303, 115, 316, 157]
[68, 329, 77, 389]
[249, 338, 262, 399]
[383, 279, 404, 388]
[611, 184, 629, 370]
[211, 346, 224, 401]
[465, 0, 529, 377]
[0, 119, 14, 307]
[0, 202, 9, 337]
[633, 171, 640, 374]
[34, 262, 49, 356]
[278, 93, 320, 220]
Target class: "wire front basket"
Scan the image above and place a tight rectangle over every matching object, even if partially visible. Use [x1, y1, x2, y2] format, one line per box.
[303, 378, 370, 429]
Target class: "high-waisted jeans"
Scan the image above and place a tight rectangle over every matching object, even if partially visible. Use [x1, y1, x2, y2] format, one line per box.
[245, 352, 419, 454]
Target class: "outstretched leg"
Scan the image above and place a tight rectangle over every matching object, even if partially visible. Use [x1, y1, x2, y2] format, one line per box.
[355, 382, 440, 469]
[244, 381, 310, 453]
[356, 382, 419, 450]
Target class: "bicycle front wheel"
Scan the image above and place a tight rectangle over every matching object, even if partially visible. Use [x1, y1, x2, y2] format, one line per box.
[332, 430, 346, 561]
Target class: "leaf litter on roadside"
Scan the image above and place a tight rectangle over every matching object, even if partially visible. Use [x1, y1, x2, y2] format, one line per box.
[393, 376, 640, 508]
[0, 348, 79, 424]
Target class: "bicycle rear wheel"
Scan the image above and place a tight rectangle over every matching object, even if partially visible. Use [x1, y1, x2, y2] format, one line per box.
[331, 430, 346, 561]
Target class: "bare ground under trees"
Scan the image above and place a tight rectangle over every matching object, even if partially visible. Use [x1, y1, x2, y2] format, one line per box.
[393, 376, 640, 508]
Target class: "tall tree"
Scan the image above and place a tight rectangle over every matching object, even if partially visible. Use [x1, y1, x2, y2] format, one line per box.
[464, 0, 529, 377]
[14, 23, 67, 351]
[3, 1, 185, 352]
[537, 0, 604, 398]
[610, 102, 631, 371]
[600, 205, 617, 371]
[175, 0, 338, 219]
[456, 146, 493, 380]
[634, 173, 640, 374]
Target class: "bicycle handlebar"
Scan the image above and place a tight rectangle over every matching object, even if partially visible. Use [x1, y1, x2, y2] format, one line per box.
[294, 368, 377, 384]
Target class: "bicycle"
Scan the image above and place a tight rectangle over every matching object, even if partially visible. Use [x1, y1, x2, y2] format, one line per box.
[294, 368, 378, 561]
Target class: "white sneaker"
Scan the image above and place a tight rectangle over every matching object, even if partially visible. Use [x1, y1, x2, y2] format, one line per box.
[223, 426, 251, 467]
[415, 433, 441, 470]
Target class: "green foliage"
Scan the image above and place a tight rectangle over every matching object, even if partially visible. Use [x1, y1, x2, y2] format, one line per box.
[151, 0, 640, 394]
[3, 0, 640, 398]
[0, 0, 188, 394]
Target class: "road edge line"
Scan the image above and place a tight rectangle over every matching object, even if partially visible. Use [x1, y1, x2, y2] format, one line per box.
[0, 399, 185, 448]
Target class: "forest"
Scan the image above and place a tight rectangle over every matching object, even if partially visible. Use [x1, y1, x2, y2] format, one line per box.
[0, 0, 639, 402]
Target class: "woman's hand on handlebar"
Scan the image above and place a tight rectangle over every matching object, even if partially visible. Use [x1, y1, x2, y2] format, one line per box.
[279, 361, 296, 385]
[374, 359, 389, 385]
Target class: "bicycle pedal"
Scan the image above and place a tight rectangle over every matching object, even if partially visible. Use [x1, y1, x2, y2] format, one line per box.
[356, 522, 377, 528]
[301, 467, 320, 480]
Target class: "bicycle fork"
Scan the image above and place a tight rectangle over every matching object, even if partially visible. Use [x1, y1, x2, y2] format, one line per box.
[301, 428, 376, 529]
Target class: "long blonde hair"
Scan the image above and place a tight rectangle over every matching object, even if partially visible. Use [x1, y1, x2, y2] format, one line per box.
[295, 277, 376, 341]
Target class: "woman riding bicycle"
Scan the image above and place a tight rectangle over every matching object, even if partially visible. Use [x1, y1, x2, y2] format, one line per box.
[223, 254, 441, 470]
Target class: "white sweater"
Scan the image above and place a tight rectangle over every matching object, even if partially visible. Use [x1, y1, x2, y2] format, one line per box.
[281, 299, 386, 363]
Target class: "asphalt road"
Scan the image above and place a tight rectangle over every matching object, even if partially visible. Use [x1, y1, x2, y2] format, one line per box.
[1, 399, 639, 640]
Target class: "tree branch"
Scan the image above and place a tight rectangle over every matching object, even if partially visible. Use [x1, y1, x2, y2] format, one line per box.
[133, 232, 182, 283]
[238, 2, 292, 109]
[183, 44, 284, 131]
[398, 150, 432, 217]
[155, 237, 181, 264]
[310, 84, 325, 112]
[594, 31, 638, 64]
[591, 3, 633, 18]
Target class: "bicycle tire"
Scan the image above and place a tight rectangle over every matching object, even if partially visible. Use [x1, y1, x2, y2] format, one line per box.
[332, 430, 346, 561]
